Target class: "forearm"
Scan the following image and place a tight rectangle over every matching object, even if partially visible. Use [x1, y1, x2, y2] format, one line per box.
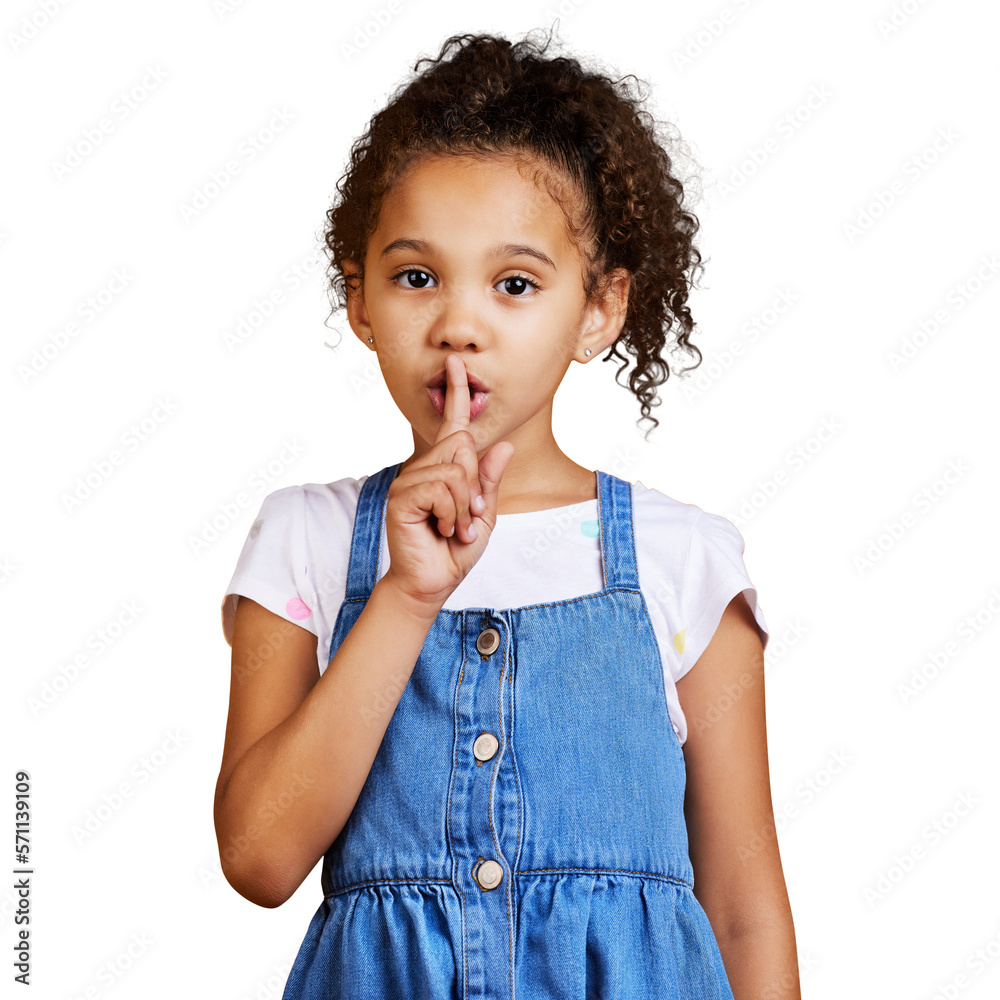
[215, 575, 440, 907]
[714, 903, 801, 1000]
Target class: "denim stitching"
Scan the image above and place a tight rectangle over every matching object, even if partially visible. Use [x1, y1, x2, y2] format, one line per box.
[635, 589, 684, 751]
[324, 867, 693, 898]
[324, 876, 455, 898]
[623, 474, 641, 589]
[596, 470, 609, 589]
[516, 867, 693, 889]
[447, 615, 469, 1000]
[495, 624, 515, 1000]
[508, 616, 523, 997]
[337, 584, 642, 621]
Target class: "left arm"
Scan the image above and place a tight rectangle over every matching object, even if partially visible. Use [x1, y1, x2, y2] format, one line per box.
[675, 592, 801, 1000]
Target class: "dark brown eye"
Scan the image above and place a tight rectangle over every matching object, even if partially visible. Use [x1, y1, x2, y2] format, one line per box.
[395, 269, 433, 288]
[503, 276, 530, 295]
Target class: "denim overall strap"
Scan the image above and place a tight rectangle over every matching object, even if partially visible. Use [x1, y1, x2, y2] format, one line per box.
[343, 462, 401, 602]
[596, 469, 640, 591]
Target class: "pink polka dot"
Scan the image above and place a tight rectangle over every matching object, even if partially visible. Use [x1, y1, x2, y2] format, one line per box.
[286, 597, 312, 621]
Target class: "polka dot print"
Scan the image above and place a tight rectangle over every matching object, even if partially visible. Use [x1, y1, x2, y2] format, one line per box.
[672, 630, 685, 655]
[287, 597, 312, 621]
[580, 519, 600, 538]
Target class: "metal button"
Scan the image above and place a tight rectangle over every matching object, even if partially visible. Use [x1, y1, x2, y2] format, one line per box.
[476, 627, 501, 657]
[474, 732, 499, 763]
[476, 859, 503, 891]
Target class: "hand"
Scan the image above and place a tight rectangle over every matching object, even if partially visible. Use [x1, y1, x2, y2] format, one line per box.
[382, 354, 515, 612]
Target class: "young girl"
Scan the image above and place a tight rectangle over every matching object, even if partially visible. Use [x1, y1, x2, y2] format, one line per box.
[216, 29, 799, 1000]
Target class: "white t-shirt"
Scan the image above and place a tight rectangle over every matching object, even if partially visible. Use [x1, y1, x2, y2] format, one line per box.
[220, 475, 769, 746]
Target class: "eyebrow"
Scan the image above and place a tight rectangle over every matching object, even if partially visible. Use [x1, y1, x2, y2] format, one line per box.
[378, 237, 556, 271]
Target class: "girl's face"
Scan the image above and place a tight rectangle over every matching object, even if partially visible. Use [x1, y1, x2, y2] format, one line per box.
[346, 152, 627, 463]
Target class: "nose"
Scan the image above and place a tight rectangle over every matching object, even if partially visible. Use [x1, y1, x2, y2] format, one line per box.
[428, 285, 489, 352]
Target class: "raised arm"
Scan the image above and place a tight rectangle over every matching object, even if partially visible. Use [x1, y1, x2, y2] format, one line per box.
[214, 352, 515, 909]
[675, 592, 801, 1000]
[214, 583, 441, 908]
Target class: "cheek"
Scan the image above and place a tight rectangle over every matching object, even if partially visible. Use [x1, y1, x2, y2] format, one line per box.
[372, 315, 421, 363]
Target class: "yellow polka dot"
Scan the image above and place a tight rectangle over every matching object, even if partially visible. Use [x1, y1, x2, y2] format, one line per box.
[672, 629, 685, 655]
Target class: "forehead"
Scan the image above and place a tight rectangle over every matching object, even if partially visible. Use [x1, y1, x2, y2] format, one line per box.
[373, 153, 584, 258]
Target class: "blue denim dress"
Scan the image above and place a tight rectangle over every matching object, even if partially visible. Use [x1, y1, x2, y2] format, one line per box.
[282, 462, 735, 999]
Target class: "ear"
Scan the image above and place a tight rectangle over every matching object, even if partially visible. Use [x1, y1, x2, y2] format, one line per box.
[342, 259, 375, 349]
[578, 268, 630, 360]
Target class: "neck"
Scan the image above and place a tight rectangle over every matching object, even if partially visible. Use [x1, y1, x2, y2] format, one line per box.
[490, 439, 596, 515]
[402, 405, 597, 515]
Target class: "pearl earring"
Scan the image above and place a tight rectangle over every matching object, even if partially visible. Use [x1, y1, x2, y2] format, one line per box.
[585, 348, 592, 356]
[368, 336, 373, 344]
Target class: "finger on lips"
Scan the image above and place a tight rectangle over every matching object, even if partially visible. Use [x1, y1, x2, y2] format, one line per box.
[433, 354, 468, 448]
[442, 354, 481, 542]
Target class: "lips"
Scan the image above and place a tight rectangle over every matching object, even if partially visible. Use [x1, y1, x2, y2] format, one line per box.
[426, 368, 490, 420]
[426, 369, 489, 395]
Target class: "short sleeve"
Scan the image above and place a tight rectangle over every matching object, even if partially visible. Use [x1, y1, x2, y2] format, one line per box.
[675, 512, 769, 679]
[220, 486, 318, 648]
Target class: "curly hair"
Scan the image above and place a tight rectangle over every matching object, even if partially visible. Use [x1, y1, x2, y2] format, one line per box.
[323, 26, 705, 438]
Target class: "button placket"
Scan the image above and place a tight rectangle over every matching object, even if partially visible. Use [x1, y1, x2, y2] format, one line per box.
[470, 622, 504, 896]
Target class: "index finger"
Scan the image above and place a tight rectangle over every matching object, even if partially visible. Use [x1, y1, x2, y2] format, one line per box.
[433, 353, 471, 445]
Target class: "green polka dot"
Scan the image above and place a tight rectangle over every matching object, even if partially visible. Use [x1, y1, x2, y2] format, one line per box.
[581, 519, 600, 537]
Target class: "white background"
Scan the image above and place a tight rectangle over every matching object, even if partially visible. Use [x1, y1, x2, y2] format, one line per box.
[4, 0, 999, 997]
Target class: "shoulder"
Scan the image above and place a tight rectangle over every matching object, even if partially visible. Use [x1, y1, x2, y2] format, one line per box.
[254, 474, 369, 530]
[630, 479, 742, 550]
[240, 474, 371, 575]
[629, 481, 750, 599]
